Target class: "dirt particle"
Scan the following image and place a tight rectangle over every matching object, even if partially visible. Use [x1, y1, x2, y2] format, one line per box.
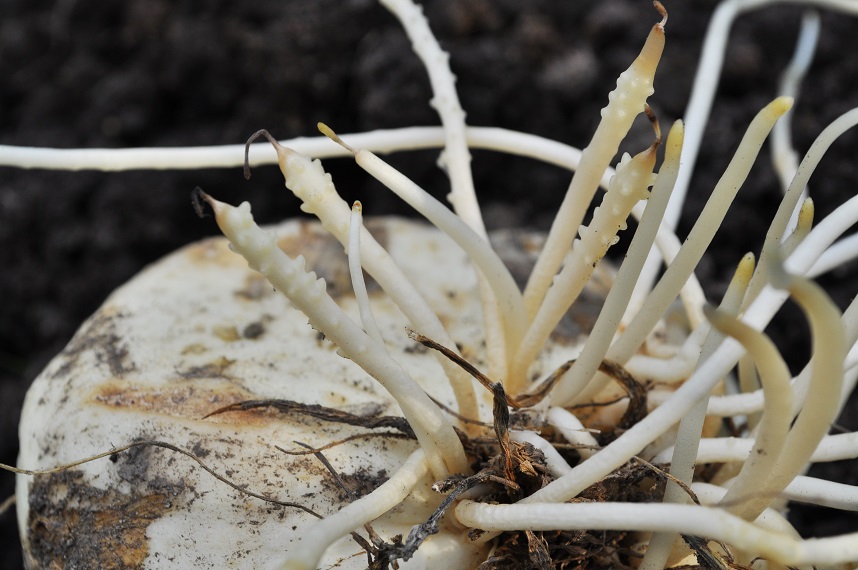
[26, 470, 180, 570]
[242, 322, 265, 339]
[52, 310, 137, 380]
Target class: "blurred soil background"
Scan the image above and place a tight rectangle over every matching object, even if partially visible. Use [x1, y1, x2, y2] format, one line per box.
[1, 0, 857, 567]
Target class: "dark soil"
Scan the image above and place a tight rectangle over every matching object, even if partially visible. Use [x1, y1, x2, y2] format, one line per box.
[1, 1, 857, 567]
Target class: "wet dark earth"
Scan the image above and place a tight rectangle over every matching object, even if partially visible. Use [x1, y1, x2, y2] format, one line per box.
[2, 0, 857, 567]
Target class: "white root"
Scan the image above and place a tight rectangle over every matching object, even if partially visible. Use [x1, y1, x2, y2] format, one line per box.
[256, 134, 481, 424]
[605, 97, 793, 382]
[348, 201, 387, 350]
[454, 500, 858, 567]
[512, 138, 658, 390]
[377, 0, 512, 380]
[557, 98, 793, 408]
[652, 431, 858, 465]
[640, 252, 755, 570]
[323, 128, 528, 376]
[524, 14, 665, 322]
[547, 407, 600, 460]
[279, 449, 429, 570]
[203, 195, 468, 478]
[631, 0, 858, 317]
[548, 121, 684, 406]
[705, 305, 793, 519]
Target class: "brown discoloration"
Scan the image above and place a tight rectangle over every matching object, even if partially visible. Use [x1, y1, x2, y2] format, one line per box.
[92, 380, 254, 422]
[187, 222, 377, 301]
[52, 309, 136, 381]
[277, 221, 353, 297]
[213, 325, 241, 342]
[184, 236, 247, 268]
[22, 437, 363, 568]
[234, 274, 271, 301]
[26, 470, 181, 570]
[177, 356, 236, 379]
[181, 343, 208, 355]
[275, 221, 321, 259]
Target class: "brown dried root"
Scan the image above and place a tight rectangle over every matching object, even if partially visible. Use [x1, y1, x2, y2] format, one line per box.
[204, 398, 416, 437]
[364, 333, 662, 569]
